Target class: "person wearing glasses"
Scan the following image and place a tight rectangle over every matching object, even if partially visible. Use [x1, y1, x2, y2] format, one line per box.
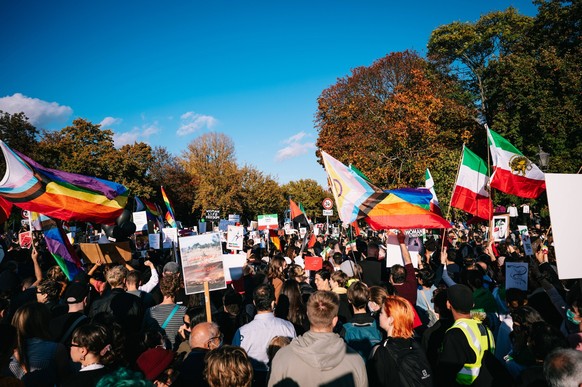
[62, 324, 114, 387]
[175, 322, 222, 386]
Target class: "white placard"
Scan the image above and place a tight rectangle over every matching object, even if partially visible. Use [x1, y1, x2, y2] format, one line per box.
[257, 214, 278, 230]
[133, 211, 148, 233]
[506, 261, 529, 291]
[222, 253, 247, 282]
[546, 173, 582, 279]
[384, 232, 419, 269]
[162, 227, 178, 249]
[322, 209, 333, 216]
[148, 234, 160, 250]
[299, 227, 307, 238]
[227, 225, 244, 250]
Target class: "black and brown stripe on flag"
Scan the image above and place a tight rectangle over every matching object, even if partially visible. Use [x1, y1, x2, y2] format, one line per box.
[290, 199, 309, 227]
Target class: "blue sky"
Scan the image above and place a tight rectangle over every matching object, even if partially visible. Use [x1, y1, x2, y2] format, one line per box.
[0, 1, 537, 187]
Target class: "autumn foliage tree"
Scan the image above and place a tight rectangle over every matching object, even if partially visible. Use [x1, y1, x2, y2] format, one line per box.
[316, 51, 476, 190]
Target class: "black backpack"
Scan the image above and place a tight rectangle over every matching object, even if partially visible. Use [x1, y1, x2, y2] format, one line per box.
[375, 338, 433, 387]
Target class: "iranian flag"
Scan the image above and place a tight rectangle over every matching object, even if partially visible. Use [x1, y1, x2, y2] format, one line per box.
[487, 127, 546, 199]
[425, 168, 442, 215]
[451, 146, 492, 220]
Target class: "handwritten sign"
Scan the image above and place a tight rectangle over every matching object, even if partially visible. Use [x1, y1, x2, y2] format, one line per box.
[506, 262, 528, 291]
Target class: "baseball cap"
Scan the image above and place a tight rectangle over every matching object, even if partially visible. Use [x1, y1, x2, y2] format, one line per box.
[64, 283, 89, 304]
[163, 261, 180, 274]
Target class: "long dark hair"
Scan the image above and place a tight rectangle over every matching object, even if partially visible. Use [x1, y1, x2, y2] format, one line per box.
[12, 303, 52, 372]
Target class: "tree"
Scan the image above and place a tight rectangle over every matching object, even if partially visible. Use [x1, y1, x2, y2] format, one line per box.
[149, 146, 197, 224]
[239, 165, 285, 223]
[316, 51, 476, 189]
[181, 132, 242, 216]
[427, 8, 533, 123]
[0, 111, 38, 155]
[281, 179, 328, 222]
[36, 118, 117, 180]
[114, 142, 155, 199]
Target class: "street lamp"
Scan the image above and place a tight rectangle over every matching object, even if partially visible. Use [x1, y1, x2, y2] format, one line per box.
[538, 146, 550, 171]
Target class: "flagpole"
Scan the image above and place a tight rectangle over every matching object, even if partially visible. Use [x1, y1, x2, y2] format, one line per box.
[485, 123, 495, 240]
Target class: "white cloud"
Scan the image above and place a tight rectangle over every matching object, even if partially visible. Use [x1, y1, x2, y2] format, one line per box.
[0, 93, 72, 126]
[113, 122, 160, 148]
[177, 111, 218, 136]
[276, 131, 315, 161]
[99, 116, 122, 127]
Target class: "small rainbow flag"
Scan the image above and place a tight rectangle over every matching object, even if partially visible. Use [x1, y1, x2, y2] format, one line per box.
[161, 186, 177, 228]
[30, 212, 82, 281]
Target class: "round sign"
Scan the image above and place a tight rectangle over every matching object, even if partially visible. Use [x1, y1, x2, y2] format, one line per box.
[21, 210, 29, 219]
[322, 198, 333, 210]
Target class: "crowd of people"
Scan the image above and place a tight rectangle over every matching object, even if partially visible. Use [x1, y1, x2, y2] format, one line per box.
[0, 211, 581, 387]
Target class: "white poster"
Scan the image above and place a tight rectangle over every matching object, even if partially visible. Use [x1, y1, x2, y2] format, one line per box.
[133, 211, 148, 233]
[222, 253, 247, 282]
[257, 214, 278, 230]
[162, 227, 178, 249]
[384, 231, 419, 269]
[505, 262, 529, 291]
[546, 174, 582, 279]
[227, 225, 244, 251]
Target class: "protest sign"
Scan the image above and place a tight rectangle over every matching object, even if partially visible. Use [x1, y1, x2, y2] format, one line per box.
[79, 241, 132, 263]
[218, 219, 235, 231]
[135, 234, 149, 251]
[148, 234, 160, 250]
[133, 211, 148, 234]
[222, 253, 247, 282]
[205, 209, 220, 221]
[162, 227, 178, 249]
[227, 225, 244, 251]
[506, 261, 529, 291]
[492, 215, 509, 241]
[304, 256, 323, 271]
[518, 225, 534, 256]
[18, 232, 32, 249]
[258, 214, 278, 230]
[228, 214, 240, 223]
[299, 227, 307, 238]
[179, 233, 226, 294]
[384, 231, 420, 269]
[545, 173, 582, 279]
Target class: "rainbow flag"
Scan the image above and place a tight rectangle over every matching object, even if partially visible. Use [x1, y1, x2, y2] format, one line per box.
[0, 141, 128, 224]
[161, 186, 177, 228]
[30, 212, 82, 281]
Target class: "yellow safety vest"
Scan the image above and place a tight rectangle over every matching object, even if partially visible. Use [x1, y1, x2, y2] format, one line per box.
[447, 318, 495, 385]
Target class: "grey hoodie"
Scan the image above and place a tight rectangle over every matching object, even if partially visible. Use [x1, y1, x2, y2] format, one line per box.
[268, 331, 368, 387]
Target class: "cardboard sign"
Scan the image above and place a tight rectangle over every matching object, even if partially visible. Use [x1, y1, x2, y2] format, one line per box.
[79, 242, 132, 263]
[304, 256, 323, 271]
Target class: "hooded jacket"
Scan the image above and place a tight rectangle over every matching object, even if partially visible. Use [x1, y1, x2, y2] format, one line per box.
[268, 331, 367, 387]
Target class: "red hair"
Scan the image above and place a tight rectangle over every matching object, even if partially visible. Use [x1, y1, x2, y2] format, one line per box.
[383, 295, 414, 338]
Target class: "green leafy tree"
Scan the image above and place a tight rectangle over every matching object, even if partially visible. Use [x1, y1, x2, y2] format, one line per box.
[114, 142, 155, 199]
[0, 111, 38, 155]
[239, 165, 285, 223]
[281, 179, 328, 222]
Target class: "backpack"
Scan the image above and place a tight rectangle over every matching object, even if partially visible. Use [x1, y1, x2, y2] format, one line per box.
[342, 319, 382, 359]
[374, 338, 433, 387]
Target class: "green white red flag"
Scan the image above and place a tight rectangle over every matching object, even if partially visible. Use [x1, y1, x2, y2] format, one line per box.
[451, 146, 492, 220]
[487, 127, 546, 199]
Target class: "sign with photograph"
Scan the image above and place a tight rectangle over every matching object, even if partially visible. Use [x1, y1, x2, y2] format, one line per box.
[492, 215, 510, 241]
[19, 232, 32, 249]
[179, 233, 226, 294]
[518, 225, 534, 256]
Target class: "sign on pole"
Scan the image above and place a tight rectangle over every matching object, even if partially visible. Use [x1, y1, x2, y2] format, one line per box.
[323, 209, 333, 216]
[322, 198, 333, 210]
[227, 225, 244, 251]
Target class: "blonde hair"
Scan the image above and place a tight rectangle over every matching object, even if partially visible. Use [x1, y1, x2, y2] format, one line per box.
[105, 265, 128, 288]
[204, 345, 253, 387]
